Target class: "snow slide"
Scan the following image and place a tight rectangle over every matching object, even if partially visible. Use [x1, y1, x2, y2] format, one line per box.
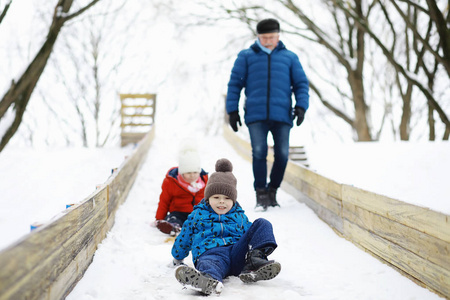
[67, 133, 440, 300]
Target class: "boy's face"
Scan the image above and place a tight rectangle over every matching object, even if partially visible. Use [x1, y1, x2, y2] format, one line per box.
[208, 194, 234, 215]
[181, 172, 200, 184]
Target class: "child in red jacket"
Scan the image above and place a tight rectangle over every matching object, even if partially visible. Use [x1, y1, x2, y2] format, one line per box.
[155, 146, 208, 235]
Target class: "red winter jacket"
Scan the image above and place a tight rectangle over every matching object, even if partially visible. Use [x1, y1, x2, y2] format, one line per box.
[155, 167, 208, 220]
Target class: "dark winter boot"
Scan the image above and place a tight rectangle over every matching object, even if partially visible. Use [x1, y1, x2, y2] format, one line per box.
[175, 265, 223, 295]
[156, 220, 181, 236]
[255, 188, 270, 211]
[239, 248, 281, 283]
[268, 187, 280, 207]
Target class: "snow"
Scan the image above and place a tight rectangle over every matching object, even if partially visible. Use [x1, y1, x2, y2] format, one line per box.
[305, 141, 450, 215]
[0, 146, 132, 249]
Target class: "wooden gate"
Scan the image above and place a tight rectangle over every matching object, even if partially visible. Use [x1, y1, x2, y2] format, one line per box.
[120, 93, 156, 146]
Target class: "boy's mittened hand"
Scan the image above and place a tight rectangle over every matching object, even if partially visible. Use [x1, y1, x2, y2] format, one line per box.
[172, 258, 185, 267]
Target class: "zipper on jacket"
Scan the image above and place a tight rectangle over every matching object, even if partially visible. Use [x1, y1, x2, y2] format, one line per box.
[266, 54, 271, 121]
[218, 215, 226, 244]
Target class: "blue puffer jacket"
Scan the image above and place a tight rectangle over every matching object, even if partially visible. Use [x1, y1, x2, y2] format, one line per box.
[171, 199, 252, 263]
[226, 40, 309, 126]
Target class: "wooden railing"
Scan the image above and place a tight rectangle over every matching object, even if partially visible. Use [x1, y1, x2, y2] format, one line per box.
[223, 125, 450, 299]
[0, 127, 155, 300]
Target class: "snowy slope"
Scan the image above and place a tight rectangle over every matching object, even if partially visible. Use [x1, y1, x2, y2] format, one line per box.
[66, 131, 442, 300]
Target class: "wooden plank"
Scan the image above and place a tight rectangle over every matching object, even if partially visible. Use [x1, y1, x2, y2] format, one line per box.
[281, 180, 343, 234]
[342, 185, 450, 243]
[121, 105, 154, 109]
[120, 93, 156, 99]
[344, 220, 450, 298]
[299, 181, 342, 217]
[49, 215, 109, 299]
[110, 128, 154, 217]
[0, 188, 108, 300]
[120, 123, 153, 127]
[223, 125, 252, 163]
[121, 114, 154, 117]
[285, 162, 342, 200]
[344, 203, 450, 271]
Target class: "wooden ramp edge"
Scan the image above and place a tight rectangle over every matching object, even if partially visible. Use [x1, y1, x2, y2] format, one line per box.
[0, 127, 155, 300]
[223, 125, 450, 299]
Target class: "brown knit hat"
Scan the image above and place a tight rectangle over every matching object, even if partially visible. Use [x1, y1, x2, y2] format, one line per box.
[204, 158, 237, 203]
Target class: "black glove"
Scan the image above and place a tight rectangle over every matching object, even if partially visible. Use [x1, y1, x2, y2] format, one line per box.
[228, 111, 242, 132]
[293, 107, 305, 126]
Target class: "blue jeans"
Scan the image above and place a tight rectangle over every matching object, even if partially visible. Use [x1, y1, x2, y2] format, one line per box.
[247, 121, 291, 190]
[195, 218, 277, 281]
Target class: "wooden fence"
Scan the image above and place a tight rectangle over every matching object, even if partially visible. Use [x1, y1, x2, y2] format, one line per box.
[0, 127, 155, 300]
[223, 125, 450, 299]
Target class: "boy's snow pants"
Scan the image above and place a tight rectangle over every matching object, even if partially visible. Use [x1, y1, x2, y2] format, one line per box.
[195, 218, 277, 282]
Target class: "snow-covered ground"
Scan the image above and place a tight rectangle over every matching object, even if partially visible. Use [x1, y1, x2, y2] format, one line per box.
[305, 141, 450, 216]
[0, 146, 132, 250]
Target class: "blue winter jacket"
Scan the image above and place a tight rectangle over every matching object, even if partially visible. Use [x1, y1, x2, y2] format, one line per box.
[171, 199, 252, 263]
[226, 40, 309, 126]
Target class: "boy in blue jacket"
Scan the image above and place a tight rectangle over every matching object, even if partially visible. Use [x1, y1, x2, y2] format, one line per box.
[172, 158, 281, 295]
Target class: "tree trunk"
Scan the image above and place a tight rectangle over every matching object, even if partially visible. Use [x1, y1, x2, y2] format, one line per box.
[0, 0, 101, 152]
[350, 0, 372, 141]
[0, 14, 66, 151]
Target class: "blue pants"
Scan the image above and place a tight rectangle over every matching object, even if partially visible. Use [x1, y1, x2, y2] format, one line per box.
[195, 218, 277, 282]
[247, 121, 291, 190]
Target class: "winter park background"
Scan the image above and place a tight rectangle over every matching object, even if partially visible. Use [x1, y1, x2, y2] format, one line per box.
[0, 1, 449, 299]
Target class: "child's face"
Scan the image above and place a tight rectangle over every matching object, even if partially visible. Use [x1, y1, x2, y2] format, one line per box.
[181, 172, 200, 183]
[208, 194, 234, 215]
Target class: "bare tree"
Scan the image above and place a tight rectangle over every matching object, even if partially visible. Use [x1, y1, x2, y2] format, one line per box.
[334, 0, 449, 140]
[46, 1, 148, 148]
[0, 0, 101, 152]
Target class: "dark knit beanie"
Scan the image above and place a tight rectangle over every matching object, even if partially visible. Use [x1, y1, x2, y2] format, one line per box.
[204, 158, 237, 203]
[256, 18, 280, 34]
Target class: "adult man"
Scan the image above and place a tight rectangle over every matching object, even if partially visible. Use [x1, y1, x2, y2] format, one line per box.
[226, 18, 309, 210]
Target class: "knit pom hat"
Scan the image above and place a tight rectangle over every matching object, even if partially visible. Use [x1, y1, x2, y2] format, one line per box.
[204, 158, 237, 203]
[178, 147, 201, 174]
[256, 18, 280, 34]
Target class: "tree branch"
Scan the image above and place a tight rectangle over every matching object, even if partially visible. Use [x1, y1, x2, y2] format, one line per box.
[0, 0, 12, 25]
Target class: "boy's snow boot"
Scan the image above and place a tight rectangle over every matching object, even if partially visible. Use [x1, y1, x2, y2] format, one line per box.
[255, 188, 270, 211]
[239, 248, 281, 283]
[175, 265, 223, 295]
[268, 187, 280, 207]
[156, 220, 181, 236]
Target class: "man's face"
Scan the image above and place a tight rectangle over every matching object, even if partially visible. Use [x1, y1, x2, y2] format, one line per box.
[258, 33, 280, 50]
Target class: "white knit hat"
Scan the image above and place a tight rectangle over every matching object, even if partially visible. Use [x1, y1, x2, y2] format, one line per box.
[178, 146, 201, 174]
